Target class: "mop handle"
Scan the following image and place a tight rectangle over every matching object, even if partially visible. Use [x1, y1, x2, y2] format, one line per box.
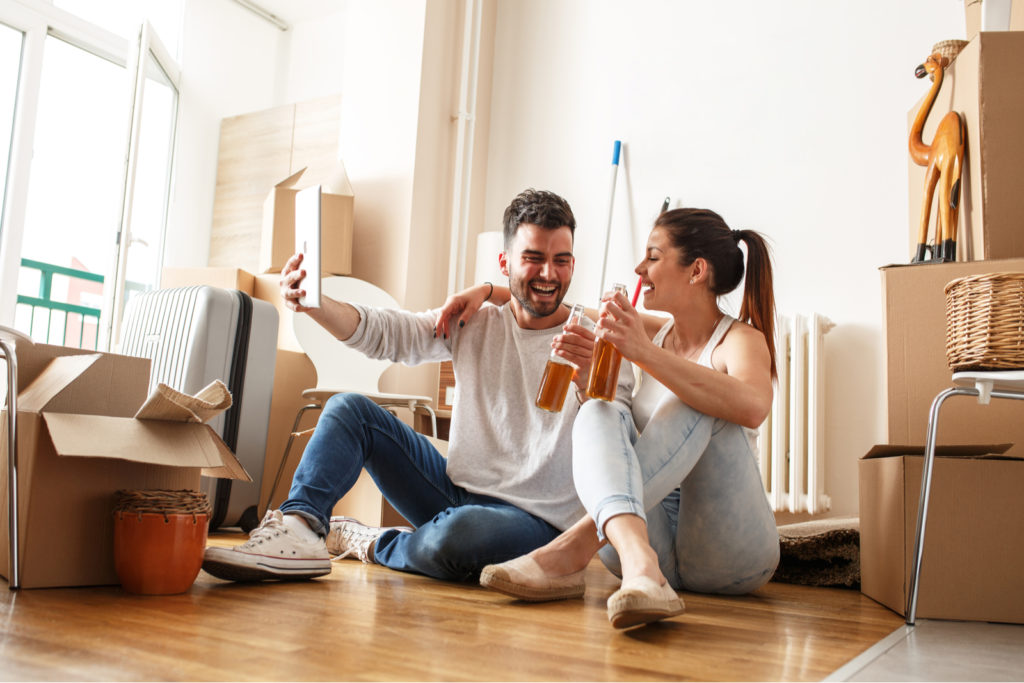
[598, 140, 621, 300]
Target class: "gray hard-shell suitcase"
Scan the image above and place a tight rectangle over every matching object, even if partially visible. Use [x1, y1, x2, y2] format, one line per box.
[119, 286, 278, 531]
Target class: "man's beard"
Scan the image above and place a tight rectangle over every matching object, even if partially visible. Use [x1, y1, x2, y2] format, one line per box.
[509, 275, 567, 318]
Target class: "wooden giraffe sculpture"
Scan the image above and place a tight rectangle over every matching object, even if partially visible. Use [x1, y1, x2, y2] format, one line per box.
[909, 51, 966, 262]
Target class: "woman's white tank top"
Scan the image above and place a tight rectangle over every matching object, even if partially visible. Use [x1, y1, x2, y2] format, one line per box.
[630, 314, 736, 432]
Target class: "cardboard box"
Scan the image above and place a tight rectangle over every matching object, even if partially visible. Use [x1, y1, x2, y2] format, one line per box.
[859, 443, 1024, 623]
[907, 32, 1024, 261]
[964, 0, 1024, 40]
[259, 348, 317, 511]
[965, 0, 981, 38]
[881, 258, 1024, 455]
[253, 274, 301, 352]
[160, 267, 254, 293]
[0, 342, 248, 588]
[260, 166, 353, 276]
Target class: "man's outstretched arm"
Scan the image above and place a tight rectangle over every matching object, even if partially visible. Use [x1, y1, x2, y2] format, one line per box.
[280, 251, 361, 341]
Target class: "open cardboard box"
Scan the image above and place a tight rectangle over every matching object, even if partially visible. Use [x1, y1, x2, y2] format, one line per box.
[260, 165, 353, 275]
[1, 342, 248, 589]
[859, 443, 1024, 623]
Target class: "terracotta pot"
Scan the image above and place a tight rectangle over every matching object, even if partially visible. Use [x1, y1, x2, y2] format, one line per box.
[113, 511, 209, 595]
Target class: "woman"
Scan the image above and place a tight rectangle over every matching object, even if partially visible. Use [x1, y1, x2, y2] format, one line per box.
[435, 208, 779, 629]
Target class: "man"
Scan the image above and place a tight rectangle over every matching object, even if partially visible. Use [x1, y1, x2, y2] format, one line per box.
[202, 188, 633, 583]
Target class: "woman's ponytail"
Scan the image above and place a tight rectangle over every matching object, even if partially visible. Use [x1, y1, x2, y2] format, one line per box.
[736, 230, 777, 379]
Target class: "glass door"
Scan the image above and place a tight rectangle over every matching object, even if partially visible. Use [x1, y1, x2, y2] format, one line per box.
[0, 18, 29, 328]
[106, 22, 179, 346]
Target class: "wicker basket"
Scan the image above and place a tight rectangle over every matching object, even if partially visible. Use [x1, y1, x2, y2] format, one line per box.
[932, 39, 969, 64]
[113, 489, 211, 519]
[945, 272, 1024, 371]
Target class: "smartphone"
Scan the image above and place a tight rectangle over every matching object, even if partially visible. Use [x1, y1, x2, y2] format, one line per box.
[294, 184, 322, 308]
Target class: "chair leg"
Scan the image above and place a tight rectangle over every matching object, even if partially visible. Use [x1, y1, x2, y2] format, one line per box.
[399, 399, 438, 438]
[267, 403, 322, 514]
[420, 403, 438, 439]
[905, 386, 975, 625]
[1, 339, 19, 590]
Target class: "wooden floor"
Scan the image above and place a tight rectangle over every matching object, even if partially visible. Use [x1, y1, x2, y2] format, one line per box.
[0, 531, 902, 681]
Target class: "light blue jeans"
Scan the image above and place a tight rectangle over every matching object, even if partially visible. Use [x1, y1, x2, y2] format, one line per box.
[572, 396, 780, 594]
[280, 393, 561, 581]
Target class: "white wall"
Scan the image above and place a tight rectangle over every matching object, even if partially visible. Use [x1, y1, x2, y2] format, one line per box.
[164, 0, 285, 270]
[482, 0, 965, 515]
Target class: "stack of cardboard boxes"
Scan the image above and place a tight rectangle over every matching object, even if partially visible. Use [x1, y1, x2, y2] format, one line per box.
[860, 16, 1024, 623]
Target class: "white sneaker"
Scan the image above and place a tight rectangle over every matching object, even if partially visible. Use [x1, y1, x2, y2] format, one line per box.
[202, 510, 331, 582]
[327, 516, 412, 563]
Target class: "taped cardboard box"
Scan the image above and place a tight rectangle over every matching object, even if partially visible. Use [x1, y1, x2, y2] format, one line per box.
[880, 258, 1024, 455]
[859, 443, 1024, 623]
[906, 32, 1024, 261]
[0, 342, 248, 589]
[260, 166, 353, 275]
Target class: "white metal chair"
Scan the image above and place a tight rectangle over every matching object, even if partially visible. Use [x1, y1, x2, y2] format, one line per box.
[268, 276, 437, 504]
[1, 325, 32, 590]
[906, 369, 1024, 625]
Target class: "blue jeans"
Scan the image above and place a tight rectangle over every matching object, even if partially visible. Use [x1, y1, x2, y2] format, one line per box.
[280, 393, 561, 581]
[572, 397, 780, 595]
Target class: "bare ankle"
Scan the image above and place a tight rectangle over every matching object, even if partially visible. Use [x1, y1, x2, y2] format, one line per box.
[525, 549, 582, 576]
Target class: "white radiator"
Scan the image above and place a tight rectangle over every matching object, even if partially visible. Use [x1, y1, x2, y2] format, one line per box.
[757, 313, 835, 514]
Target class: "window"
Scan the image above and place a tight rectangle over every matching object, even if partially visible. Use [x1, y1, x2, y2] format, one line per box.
[0, 2, 181, 350]
[52, 0, 183, 59]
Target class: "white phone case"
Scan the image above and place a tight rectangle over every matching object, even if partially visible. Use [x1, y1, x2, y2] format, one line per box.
[294, 185, 322, 308]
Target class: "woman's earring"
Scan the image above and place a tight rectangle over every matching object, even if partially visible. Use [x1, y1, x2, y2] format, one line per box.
[689, 278, 695, 285]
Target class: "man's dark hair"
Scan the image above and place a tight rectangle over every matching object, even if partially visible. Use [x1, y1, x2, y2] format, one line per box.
[501, 189, 576, 249]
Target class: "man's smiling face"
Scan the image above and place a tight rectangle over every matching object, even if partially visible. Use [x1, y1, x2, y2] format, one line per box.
[501, 223, 575, 328]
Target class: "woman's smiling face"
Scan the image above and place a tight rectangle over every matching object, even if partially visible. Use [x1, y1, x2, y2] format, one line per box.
[635, 227, 689, 311]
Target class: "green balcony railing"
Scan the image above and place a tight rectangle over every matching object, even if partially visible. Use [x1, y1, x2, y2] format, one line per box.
[16, 258, 104, 350]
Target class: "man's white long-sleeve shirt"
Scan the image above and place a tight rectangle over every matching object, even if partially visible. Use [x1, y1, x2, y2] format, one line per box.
[343, 302, 634, 531]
